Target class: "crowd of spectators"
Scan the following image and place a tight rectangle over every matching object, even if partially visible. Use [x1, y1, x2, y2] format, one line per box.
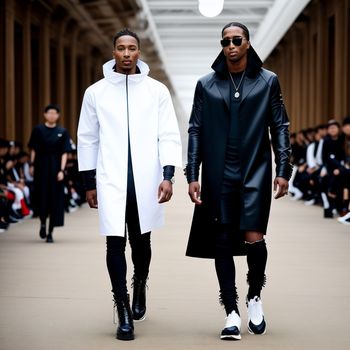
[0, 138, 85, 233]
[288, 116, 350, 225]
[2, 116, 349, 232]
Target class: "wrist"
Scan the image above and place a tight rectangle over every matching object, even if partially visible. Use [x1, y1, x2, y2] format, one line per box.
[164, 177, 175, 184]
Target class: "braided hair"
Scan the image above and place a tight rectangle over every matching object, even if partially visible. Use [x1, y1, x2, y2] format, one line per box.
[221, 22, 250, 40]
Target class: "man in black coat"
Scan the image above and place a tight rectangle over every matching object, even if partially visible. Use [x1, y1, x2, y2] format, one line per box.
[185, 22, 292, 340]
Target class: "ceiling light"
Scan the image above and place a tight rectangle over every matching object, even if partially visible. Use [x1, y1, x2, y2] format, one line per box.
[198, 0, 224, 18]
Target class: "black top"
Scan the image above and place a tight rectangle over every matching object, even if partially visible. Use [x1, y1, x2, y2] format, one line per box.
[28, 124, 71, 227]
[222, 71, 244, 185]
[28, 124, 71, 156]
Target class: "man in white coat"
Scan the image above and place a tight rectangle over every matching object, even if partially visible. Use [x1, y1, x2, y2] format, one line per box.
[77, 29, 182, 341]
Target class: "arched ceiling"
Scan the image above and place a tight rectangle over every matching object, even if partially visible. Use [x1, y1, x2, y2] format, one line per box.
[55, 0, 311, 117]
[139, 0, 311, 116]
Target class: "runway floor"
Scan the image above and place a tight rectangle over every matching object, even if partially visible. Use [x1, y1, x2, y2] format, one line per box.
[1, 175, 349, 350]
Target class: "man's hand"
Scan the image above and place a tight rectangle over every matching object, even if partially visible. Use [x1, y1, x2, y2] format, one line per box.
[273, 176, 289, 199]
[86, 189, 98, 208]
[158, 180, 173, 203]
[188, 181, 202, 205]
[57, 170, 64, 182]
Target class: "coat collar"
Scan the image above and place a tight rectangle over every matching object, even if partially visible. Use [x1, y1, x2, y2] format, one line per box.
[102, 59, 150, 85]
[211, 47, 262, 79]
[212, 48, 262, 108]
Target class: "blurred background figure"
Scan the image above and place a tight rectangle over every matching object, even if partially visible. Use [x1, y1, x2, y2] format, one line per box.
[28, 104, 71, 243]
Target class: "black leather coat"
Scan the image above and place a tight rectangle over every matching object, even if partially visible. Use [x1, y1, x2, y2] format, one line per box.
[185, 49, 292, 259]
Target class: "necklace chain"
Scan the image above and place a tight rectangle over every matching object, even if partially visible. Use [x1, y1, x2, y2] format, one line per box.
[228, 71, 245, 98]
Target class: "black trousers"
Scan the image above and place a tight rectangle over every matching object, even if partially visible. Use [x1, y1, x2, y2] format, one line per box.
[106, 165, 151, 300]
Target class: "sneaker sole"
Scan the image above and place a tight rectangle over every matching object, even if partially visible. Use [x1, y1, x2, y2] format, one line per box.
[220, 334, 241, 340]
[133, 314, 146, 322]
[116, 334, 134, 341]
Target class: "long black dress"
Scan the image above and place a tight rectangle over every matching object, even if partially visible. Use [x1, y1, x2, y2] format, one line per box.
[28, 124, 71, 227]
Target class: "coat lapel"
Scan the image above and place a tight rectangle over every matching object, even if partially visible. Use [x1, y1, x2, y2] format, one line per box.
[215, 79, 230, 110]
[215, 75, 261, 109]
[241, 76, 260, 102]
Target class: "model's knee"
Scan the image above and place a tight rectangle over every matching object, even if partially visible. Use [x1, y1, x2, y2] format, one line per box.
[106, 236, 126, 254]
[245, 231, 264, 244]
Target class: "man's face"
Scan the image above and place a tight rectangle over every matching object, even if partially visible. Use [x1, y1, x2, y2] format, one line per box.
[319, 127, 328, 137]
[328, 125, 340, 138]
[342, 124, 350, 137]
[44, 109, 60, 124]
[0, 147, 8, 157]
[306, 131, 315, 142]
[315, 129, 323, 141]
[113, 35, 140, 74]
[221, 26, 250, 63]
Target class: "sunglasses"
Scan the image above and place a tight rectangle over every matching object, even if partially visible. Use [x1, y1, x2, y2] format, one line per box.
[220, 37, 245, 47]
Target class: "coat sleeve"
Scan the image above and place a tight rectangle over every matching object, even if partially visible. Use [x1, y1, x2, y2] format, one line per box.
[77, 89, 100, 171]
[269, 75, 293, 180]
[157, 86, 182, 168]
[185, 80, 203, 183]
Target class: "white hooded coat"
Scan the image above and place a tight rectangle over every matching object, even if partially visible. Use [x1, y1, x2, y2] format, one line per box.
[77, 59, 182, 236]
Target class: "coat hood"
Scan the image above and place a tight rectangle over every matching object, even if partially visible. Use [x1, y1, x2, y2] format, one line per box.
[102, 58, 150, 85]
[211, 46, 263, 79]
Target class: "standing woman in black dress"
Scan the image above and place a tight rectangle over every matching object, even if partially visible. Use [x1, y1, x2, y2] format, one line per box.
[28, 104, 71, 243]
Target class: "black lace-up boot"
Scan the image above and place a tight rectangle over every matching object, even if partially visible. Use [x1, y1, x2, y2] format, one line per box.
[131, 275, 147, 321]
[114, 294, 134, 340]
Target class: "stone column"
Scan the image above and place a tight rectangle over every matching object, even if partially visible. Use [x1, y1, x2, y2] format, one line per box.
[57, 20, 67, 127]
[291, 29, 301, 130]
[69, 27, 78, 140]
[23, 2, 32, 146]
[315, 1, 327, 120]
[4, 0, 15, 140]
[334, 0, 346, 118]
[307, 10, 317, 127]
[300, 22, 309, 127]
[39, 16, 50, 110]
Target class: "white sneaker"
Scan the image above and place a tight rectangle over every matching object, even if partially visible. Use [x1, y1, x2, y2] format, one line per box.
[247, 296, 266, 335]
[220, 310, 241, 340]
[337, 212, 350, 225]
[291, 188, 303, 201]
[68, 206, 78, 213]
[304, 199, 316, 206]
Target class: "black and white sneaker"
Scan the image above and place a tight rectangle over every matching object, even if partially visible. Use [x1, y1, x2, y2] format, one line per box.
[247, 296, 266, 335]
[220, 310, 241, 340]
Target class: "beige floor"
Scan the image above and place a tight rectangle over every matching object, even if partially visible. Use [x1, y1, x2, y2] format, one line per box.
[1, 174, 350, 350]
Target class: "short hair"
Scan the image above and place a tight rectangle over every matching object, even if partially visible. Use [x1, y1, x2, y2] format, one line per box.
[44, 104, 60, 113]
[113, 28, 140, 48]
[342, 116, 350, 126]
[221, 22, 250, 40]
[327, 119, 340, 128]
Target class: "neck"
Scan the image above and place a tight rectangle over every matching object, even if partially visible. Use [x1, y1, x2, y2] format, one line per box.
[226, 56, 247, 73]
[116, 67, 137, 75]
[45, 122, 56, 128]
